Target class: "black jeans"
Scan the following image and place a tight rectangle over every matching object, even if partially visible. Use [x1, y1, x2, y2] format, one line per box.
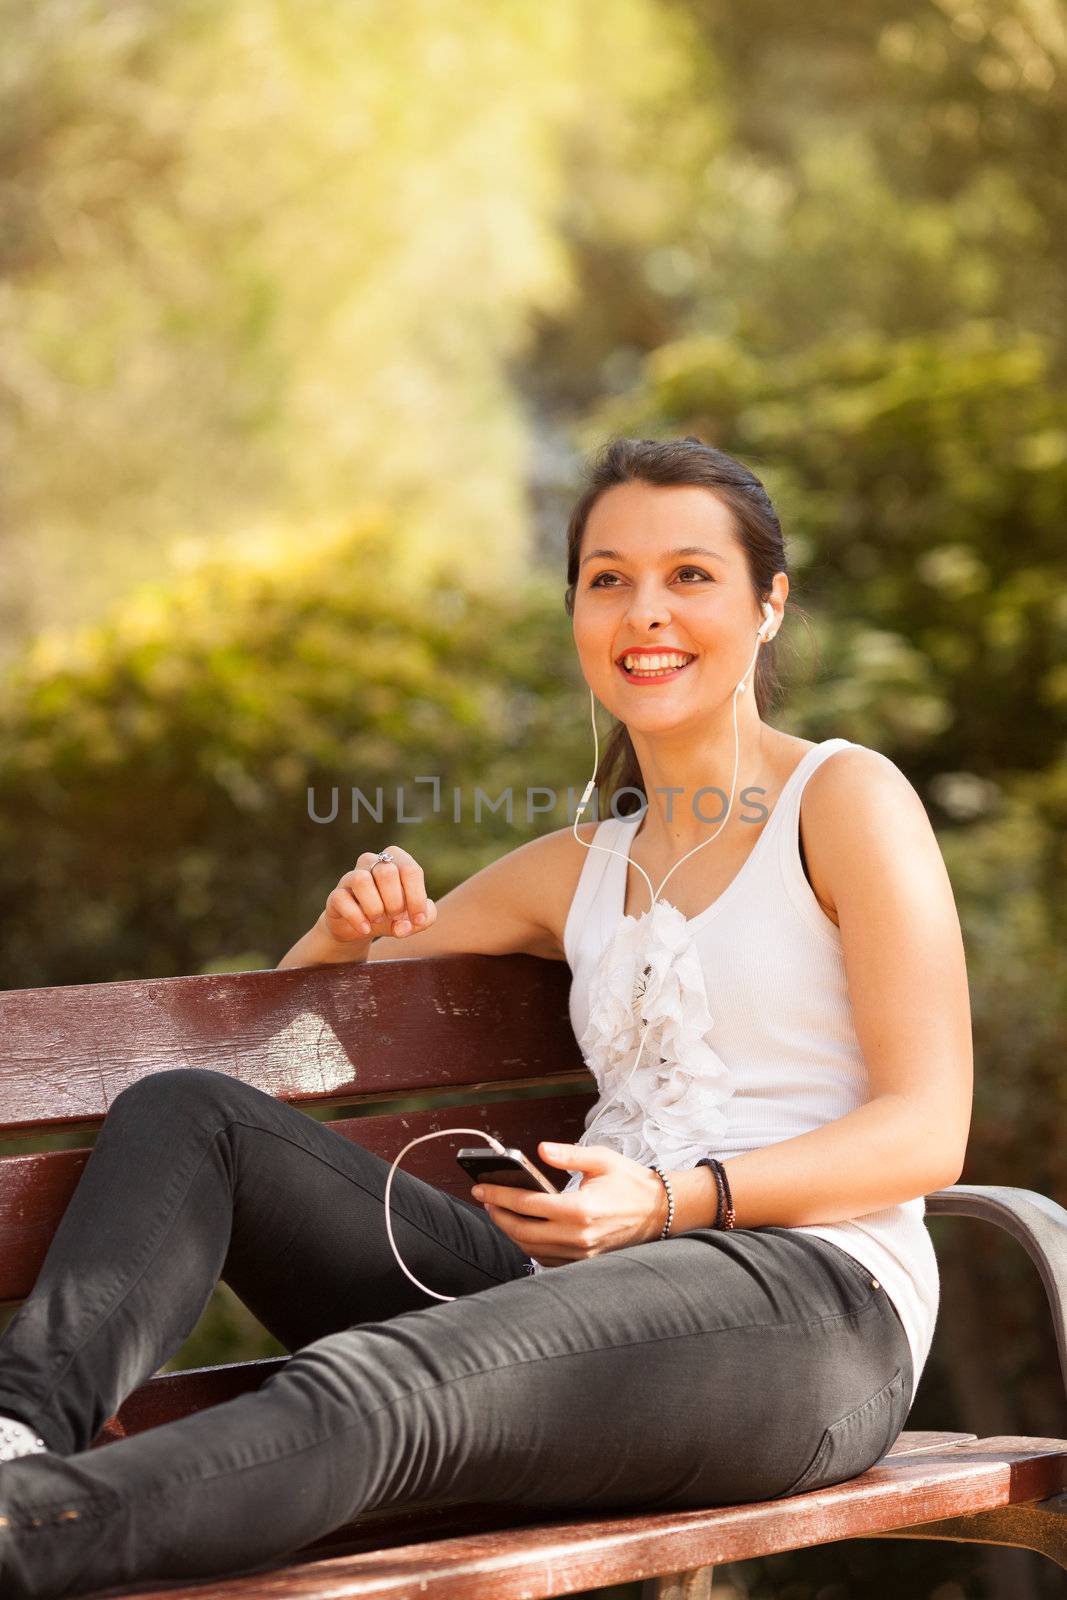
[0, 1068, 913, 1599]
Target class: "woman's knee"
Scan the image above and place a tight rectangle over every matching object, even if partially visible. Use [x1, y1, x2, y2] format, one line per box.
[108, 1067, 262, 1124]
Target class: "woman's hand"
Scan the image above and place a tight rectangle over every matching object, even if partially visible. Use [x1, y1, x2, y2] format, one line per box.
[321, 846, 437, 945]
[471, 1141, 669, 1268]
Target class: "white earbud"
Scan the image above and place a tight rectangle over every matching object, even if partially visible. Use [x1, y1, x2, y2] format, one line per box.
[737, 602, 775, 692]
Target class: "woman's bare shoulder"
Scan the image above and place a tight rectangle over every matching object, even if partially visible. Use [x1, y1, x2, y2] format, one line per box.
[798, 744, 920, 927]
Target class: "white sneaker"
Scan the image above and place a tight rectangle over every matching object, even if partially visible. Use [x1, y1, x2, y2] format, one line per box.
[0, 1416, 48, 1461]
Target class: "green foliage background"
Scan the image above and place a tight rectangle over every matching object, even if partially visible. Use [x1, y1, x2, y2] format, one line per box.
[2, 2, 1066, 1595]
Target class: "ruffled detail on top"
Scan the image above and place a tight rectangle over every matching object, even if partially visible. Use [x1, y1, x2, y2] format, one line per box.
[558, 897, 736, 1197]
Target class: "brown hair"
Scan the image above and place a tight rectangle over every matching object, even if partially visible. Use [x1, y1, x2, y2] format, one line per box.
[563, 435, 803, 818]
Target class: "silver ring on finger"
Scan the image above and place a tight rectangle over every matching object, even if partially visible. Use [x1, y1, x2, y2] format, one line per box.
[372, 851, 395, 867]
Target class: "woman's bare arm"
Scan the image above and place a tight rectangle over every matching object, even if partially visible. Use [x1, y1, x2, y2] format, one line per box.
[669, 746, 974, 1229]
[277, 824, 597, 969]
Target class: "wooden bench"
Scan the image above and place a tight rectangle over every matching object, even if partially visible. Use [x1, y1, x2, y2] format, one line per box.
[2, 953, 1066, 1598]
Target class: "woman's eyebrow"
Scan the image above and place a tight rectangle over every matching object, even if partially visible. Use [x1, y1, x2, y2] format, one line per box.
[579, 544, 724, 568]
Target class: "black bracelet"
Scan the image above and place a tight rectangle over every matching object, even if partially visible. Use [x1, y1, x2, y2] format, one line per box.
[648, 1163, 674, 1239]
[714, 1158, 736, 1229]
[696, 1157, 721, 1227]
[697, 1157, 737, 1230]
[707, 1157, 725, 1228]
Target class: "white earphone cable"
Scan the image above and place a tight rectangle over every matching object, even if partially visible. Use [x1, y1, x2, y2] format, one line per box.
[571, 603, 776, 1092]
[383, 1128, 511, 1302]
[382, 603, 776, 1299]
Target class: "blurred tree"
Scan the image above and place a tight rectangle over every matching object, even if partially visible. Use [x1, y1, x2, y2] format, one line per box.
[579, 319, 1067, 902]
[0, 513, 589, 988]
[0, 0, 715, 658]
[681, 0, 1067, 355]
[528, 0, 1067, 423]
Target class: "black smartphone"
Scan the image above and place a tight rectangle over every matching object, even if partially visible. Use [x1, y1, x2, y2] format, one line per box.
[456, 1146, 562, 1196]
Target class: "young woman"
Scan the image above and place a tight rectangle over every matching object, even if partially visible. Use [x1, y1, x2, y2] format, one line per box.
[0, 436, 972, 1598]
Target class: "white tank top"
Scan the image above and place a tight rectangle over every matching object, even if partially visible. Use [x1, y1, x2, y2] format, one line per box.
[544, 737, 939, 1404]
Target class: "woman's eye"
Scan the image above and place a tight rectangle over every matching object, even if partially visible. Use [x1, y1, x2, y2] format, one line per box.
[589, 567, 711, 588]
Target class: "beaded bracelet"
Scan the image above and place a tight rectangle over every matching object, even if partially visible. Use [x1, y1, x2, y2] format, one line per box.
[647, 1162, 675, 1239]
[697, 1157, 737, 1230]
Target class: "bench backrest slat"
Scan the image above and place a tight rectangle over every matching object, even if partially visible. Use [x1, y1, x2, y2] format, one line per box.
[0, 956, 583, 1133]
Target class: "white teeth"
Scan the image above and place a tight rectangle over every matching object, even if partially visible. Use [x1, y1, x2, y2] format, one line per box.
[622, 653, 692, 673]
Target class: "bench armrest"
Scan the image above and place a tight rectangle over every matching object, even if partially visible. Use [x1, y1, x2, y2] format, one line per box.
[927, 1183, 1067, 1399]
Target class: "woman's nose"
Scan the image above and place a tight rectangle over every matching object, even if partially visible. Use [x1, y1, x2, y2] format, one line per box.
[625, 587, 673, 630]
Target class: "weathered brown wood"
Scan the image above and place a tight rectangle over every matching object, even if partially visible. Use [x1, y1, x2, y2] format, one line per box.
[92, 1358, 287, 1445]
[885, 1429, 979, 1455]
[870, 1490, 1067, 1569]
[0, 955, 583, 1132]
[96, 1435, 1067, 1600]
[9, 953, 1067, 1600]
[641, 1569, 713, 1599]
[0, 1092, 595, 1305]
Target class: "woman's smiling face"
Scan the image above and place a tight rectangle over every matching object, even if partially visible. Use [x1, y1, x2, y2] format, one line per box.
[572, 480, 765, 729]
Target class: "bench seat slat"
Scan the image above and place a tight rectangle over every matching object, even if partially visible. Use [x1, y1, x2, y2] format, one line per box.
[89, 1430, 986, 1565]
[96, 1436, 1067, 1600]
[1, 1093, 595, 1306]
[0, 957, 583, 1132]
